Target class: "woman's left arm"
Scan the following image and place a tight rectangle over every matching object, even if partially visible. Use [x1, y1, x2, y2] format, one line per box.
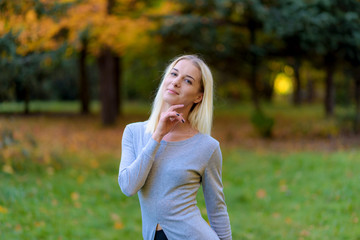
[202, 145, 232, 240]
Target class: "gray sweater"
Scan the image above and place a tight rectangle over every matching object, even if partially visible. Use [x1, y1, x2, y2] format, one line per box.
[118, 121, 232, 240]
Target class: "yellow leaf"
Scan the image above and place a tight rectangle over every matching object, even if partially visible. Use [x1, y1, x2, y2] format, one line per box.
[113, 221, 124, 230]
[71, 192, 80, 201]
[256, 189, 267, 199]
[0, 205, 8, 214]
[90, 159, 99, 168]
[52, 199, 58, 206]
[15, 224, 22, 231]
[47, 167, 54, 175]
[272, 212, 280, 219]
[300, 229, 310, 237]
[34, 221, 45, 228]
[74, 202, 81, 208]
[110, 213, 120, 221]
[77, 175, 85, 184]
[285, 217, 292, 225]
[26, 10, 37, 22]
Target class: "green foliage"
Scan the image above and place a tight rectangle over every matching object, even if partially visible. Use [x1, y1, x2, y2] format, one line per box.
[265, 0, 360, 62]
[250, 110, 275, 138]
[0, 31, 70, 102]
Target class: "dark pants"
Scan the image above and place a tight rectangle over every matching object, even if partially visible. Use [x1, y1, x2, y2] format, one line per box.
[154, 230, 168, 240]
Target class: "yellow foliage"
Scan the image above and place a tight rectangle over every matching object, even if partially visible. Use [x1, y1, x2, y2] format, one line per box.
[1, 0, 160, 55]
[147, 1, 181, 16]
[25, 9, 37, 22]
[0, 19, 5, 34]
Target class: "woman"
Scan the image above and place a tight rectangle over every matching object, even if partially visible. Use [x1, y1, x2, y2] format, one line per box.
[118, 55, 232, 240]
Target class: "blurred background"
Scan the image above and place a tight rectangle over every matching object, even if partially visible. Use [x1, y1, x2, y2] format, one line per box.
[1, 0, 360, 239]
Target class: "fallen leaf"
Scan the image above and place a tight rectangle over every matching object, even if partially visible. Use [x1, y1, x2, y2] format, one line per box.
[77, 175, 85, 184]
[52, 199, 58, 206]
[114, 221, 124, 230]
[300, 229, 310, 237]
[34, 221, 45, 228]
[111, 213, 120, 221]
[285, 217, 292, 224]
[71, 192, 80, 201]
[0, 205, 8, 214]
[256, 189, 267, 199]
[15, 224, 22, 231]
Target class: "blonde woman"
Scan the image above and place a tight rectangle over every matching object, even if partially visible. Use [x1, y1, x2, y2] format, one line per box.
[118, 55, 232, 240]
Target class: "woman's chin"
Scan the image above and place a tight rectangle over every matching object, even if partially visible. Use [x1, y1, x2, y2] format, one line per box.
[163, 97, 180, 106]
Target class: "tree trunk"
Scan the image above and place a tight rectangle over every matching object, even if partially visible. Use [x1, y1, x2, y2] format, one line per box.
[24, 87, 30, 115]
[95, 0, 120, 125]
[353, 67, 360, 134]
[324, 57, 335, 117]
[98, 47, 118, 125]
[114, 55, 121, 116]
[248, 19, 260, 112]
[306, 78, 315, 103]
[292, 58, 301, 106]
[79, 37, 90, 114]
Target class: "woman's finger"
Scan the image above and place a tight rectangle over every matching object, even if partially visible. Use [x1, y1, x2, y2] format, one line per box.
[168, 104, 184, 112]
[164, 111, 185, 123]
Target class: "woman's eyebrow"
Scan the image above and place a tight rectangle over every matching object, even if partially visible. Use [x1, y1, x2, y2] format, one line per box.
[173, 68, 195, 81]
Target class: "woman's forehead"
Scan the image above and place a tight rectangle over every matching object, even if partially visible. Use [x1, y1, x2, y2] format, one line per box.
[173, 59, 201, 81]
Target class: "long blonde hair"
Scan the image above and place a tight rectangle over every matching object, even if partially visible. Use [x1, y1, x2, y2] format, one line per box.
[145, 54, 214, 135]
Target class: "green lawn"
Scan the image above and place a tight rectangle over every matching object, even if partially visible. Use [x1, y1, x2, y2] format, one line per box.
[1, 149, 359, 239]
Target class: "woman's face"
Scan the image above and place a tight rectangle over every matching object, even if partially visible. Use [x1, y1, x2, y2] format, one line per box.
[162, 59, 203, 109]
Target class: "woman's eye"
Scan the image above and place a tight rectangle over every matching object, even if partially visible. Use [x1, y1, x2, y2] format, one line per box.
[185, 79, 193, 85]
[171, 72, 177, 77]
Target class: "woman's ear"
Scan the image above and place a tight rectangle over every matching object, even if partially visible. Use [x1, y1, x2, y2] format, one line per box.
[194, 93, 203, 104]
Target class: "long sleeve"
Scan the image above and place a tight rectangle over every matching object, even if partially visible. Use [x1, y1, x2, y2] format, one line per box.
[202, 145, 232, 240]
[118, 125, 160, 196]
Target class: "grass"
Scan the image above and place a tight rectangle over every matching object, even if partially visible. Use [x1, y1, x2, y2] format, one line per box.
[1, 149, 359, 239]
[0, 101, 359, 239]
[0, 101, 151, 115]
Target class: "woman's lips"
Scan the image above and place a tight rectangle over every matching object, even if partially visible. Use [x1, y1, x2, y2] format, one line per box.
[167, 89, 179, 95]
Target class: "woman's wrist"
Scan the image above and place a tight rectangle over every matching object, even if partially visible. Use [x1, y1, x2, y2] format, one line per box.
[152, 131, 164, 143]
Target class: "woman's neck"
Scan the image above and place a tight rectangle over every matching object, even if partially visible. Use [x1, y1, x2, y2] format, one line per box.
[160, 103, 198, 141]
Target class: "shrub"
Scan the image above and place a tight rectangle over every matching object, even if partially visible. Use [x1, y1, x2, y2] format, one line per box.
[250, 110, 275, 138]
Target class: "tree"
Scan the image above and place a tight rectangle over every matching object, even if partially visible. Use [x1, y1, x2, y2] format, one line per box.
[59, 0, 156, 125]
[0, 0, 68, 113]
[157, 0, 273, 111]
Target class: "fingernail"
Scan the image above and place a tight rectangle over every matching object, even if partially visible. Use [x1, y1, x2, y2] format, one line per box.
[181, 119, 185, 123]
[176, 114, 180, 116]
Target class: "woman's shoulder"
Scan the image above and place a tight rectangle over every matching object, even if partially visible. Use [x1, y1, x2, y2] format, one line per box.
[197, 133, 220, 149]
[125, 121, 148, 131]
[123, 121, 149, 139]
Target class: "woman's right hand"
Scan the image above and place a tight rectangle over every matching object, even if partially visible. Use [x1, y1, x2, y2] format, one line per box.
[152, 104, 185, 142]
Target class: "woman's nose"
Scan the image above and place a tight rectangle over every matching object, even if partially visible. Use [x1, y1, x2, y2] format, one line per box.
[172, 77, 181, 87]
